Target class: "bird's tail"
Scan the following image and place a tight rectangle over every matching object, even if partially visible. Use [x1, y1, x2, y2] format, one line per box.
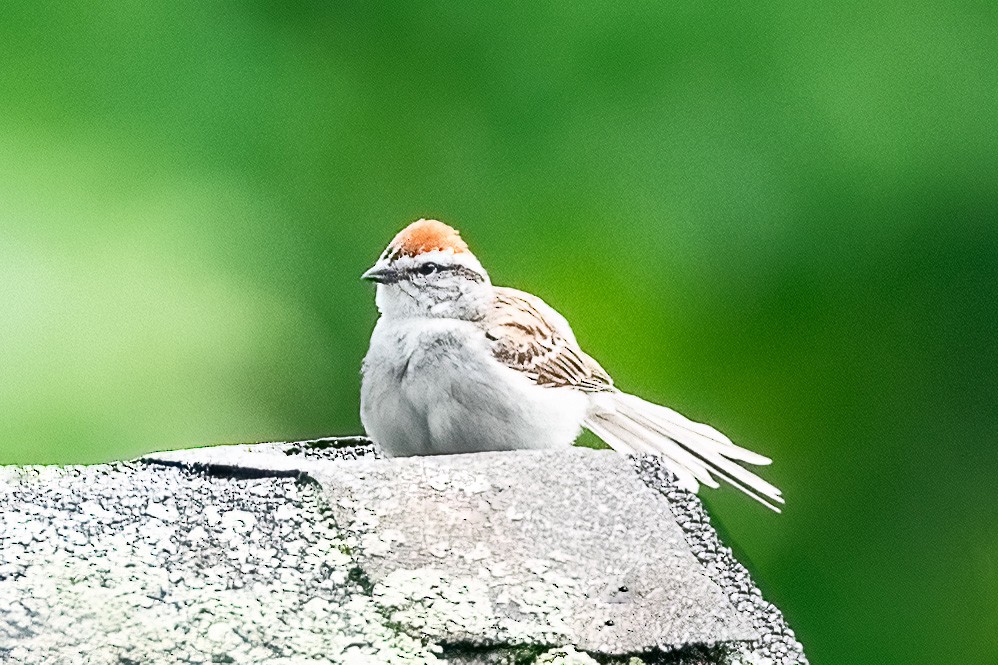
[584, 392, 784, 512]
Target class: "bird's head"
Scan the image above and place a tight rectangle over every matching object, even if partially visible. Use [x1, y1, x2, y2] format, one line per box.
[363, 219, 493, 320]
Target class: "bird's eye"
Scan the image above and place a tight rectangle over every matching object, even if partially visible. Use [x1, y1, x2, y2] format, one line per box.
[417, 262, 439, 276]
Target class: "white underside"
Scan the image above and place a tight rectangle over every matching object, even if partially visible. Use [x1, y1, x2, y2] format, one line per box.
[361, 317, 589, 456]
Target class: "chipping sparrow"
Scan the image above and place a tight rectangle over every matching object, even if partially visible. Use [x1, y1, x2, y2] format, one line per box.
[360, 219, 783, 511]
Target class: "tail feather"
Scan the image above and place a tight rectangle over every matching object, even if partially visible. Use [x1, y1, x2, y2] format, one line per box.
[584, 415, 705, 493]
[615, 393, 773, 466]
[595, 409, 722, 490]
[584, 392, 784, 512]
[616, 396, 784, 500]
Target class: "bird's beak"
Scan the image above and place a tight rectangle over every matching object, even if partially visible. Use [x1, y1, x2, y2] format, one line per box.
[361, 264, 400, 284]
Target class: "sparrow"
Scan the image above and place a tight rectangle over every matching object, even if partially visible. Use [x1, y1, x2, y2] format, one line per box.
[360, 219, 783, 511]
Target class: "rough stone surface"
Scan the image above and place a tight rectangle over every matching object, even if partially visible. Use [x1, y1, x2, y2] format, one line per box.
[315, 450, 755, 654]
[0, 462, 434, 664]
[0, 438, 807, 665]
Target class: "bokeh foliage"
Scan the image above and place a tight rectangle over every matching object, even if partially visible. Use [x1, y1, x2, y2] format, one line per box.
[1, 2, 995, 663]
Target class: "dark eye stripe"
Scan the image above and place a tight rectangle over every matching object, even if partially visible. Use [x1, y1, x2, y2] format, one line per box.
[407, 263, 446, 276]
[403, 264, 484, 283]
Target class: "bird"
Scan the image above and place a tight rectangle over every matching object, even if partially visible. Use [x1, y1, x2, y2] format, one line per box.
[360, 219, 784, 511]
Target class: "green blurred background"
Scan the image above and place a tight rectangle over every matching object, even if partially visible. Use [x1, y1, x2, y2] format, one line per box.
[1, 2, 995, 663]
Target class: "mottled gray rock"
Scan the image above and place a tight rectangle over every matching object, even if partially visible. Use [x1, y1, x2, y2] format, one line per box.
[0, 459, 432, 664]
[315, 450, 755, 654]
[0, 438, 807, 665]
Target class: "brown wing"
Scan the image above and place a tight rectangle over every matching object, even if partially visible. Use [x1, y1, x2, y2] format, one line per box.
[485, 287, 614, 392]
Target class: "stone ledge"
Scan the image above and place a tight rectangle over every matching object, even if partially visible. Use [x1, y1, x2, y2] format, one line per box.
[0, 438, 807, 665]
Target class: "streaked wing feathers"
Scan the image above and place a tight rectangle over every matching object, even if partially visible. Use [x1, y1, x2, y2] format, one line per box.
[485, 288, 613, 392]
